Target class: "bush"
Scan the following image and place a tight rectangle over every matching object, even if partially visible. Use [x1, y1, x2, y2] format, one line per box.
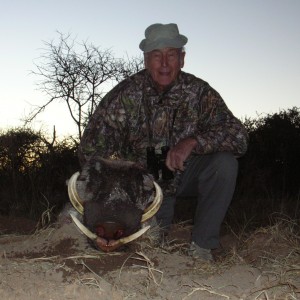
[230, 107, 300, 227]
[1, 107, 299, 229]
[0, 128, 79, 220]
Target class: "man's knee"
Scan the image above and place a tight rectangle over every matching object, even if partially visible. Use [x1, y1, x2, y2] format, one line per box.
[176, 152, 238, 197]
[212, 152, 238, 178]
[195, 152, 238, 184]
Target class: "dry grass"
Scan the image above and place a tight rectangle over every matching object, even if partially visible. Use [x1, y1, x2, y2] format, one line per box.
[1, 213, 299, 299]
[129, 251, 164, 285]
[182, 283, 231, 300]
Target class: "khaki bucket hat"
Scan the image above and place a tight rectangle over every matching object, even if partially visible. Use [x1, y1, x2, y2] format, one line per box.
[139, 23, 188, 53]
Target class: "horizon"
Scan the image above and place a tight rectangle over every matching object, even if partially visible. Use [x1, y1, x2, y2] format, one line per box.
[1, 0, 299, 137]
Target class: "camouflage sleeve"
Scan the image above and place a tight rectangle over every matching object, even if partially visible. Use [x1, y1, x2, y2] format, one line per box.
[78, 89, 128, 165]
[193, 87, 249, 157]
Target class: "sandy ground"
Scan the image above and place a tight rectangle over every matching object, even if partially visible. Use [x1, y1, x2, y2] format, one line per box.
[0, 215, 299, 300]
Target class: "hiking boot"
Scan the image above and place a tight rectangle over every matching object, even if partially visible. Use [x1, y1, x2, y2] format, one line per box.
[187, 242, 213, 262]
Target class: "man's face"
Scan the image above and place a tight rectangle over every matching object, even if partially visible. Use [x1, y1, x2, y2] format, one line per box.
[144, 48, 185, 91]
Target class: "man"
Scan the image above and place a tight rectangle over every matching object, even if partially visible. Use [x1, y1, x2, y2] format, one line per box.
[79, 23, 249, 261]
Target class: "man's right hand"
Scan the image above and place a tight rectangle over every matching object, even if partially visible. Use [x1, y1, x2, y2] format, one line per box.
[165, 137, 197, 171]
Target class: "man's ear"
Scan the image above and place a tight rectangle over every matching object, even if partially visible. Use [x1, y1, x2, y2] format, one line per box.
[180, 51, 186, 68]
[144, 53, 148, 69]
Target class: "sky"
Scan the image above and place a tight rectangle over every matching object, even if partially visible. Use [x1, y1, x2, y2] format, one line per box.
[1, 0, 299, 138]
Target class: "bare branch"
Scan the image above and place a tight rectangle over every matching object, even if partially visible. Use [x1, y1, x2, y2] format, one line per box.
[28, 32, 144, 139]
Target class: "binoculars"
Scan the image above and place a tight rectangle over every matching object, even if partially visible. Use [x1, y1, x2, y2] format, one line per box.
[146, 146, 174, 181]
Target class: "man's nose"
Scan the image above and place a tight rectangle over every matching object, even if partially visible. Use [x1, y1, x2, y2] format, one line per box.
[161, 55, 169, 67]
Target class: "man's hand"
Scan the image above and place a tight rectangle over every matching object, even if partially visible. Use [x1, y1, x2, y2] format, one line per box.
[165, 137, 198, 171]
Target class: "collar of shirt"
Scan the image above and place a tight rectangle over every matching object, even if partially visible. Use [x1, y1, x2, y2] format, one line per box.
[143, 71, 185, 107]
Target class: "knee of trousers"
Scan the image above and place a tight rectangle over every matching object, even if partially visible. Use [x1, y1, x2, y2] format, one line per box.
[213, 152, 238, 177]
[197, 152, 238, 183]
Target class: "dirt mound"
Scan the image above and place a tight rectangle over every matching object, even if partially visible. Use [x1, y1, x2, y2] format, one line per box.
[0, 215, 299, 299]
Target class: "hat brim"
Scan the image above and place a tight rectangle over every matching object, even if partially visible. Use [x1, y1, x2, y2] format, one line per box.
[139, 35, 187, 53]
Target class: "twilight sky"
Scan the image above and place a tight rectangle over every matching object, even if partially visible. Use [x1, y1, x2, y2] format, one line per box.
[1, 0, 299, 137]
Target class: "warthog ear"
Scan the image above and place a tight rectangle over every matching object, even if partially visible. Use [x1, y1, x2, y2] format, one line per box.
[77, 162, 100, 203]
[143, 174, 155, 191]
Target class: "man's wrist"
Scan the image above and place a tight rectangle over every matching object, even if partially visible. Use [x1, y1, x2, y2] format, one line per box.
[186, 137, 198, 149]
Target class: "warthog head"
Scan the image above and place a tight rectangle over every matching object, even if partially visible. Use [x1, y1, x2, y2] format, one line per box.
[67, 156, 162, 252]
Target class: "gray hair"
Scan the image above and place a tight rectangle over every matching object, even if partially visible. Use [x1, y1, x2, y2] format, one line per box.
[144, 47, 185, 59]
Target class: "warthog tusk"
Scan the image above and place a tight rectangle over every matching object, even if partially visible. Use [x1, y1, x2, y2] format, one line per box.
[68, 172, 84, 215]
[141, 181, 163, 223]
[70, 213, 97, 240]
[68, 172, 163, 223]
[70, 213, 150, 251]
[118, 225, 150, 244]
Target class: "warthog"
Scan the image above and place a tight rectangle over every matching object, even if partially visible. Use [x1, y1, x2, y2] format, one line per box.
[67, 156, 162, 252]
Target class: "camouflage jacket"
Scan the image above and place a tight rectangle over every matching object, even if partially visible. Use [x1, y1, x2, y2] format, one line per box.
[79, 69, 248, 183]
